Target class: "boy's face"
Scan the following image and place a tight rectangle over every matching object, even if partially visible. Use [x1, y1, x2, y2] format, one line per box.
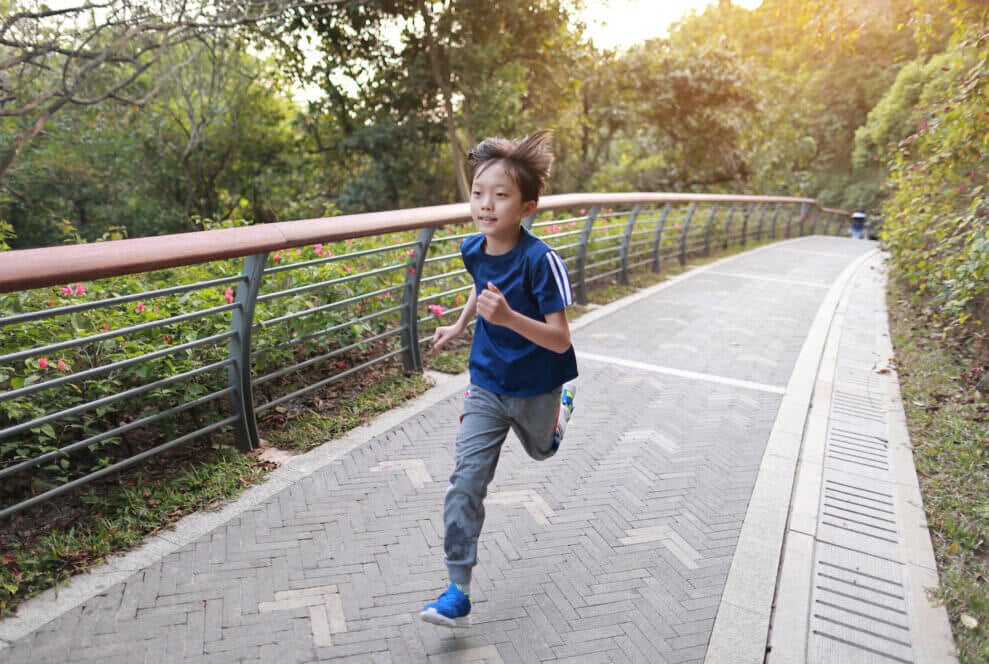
[470, 163, 537, 248]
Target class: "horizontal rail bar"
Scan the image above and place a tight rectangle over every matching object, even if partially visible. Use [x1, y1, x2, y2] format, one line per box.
[0, 194, 834, 294]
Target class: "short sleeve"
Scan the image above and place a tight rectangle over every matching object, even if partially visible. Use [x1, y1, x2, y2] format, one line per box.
[530, 249, 574, 315]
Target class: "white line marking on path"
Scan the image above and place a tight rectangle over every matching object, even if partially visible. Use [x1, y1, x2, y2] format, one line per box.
[577, 352, 786, 394]
[705, 270, 831, 289]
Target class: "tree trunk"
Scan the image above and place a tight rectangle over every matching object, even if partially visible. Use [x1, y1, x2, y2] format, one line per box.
[422, 6, 469, 202]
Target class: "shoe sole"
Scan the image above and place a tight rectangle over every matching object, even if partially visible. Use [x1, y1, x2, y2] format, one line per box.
[420, 608, 470, 627]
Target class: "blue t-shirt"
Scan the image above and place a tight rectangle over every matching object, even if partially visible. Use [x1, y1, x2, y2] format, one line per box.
[462, 227, 579, 397]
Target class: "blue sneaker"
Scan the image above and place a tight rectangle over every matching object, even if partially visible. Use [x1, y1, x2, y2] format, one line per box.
[552, 382, 577, 453]
[420, 583, 471, 627]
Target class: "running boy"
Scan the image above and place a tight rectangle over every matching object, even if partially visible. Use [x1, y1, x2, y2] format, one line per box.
[420, 129, 578, 627]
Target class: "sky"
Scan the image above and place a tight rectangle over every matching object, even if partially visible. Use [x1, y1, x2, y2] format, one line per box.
[580, 0, 763, 50]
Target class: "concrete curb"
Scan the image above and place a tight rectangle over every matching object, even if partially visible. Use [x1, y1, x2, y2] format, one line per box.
[765, 253, 957, 663]
[704, 247, 880, 663]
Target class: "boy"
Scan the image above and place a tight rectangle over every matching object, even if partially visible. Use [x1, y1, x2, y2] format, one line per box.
[420, 129, 579, 627]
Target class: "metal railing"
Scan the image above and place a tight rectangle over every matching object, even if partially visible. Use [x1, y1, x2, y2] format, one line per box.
[0, 193, 849, 518]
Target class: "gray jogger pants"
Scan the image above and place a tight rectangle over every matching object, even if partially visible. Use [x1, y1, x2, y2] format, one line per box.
[443, 383, 562, 585]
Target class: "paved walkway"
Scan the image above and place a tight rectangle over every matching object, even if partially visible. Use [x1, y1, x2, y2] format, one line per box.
[0, 237, 957, 663]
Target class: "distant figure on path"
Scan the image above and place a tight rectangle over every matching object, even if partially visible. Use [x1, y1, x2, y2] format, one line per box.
[420, 129, 579, 627]
[850, 209, 867, 240]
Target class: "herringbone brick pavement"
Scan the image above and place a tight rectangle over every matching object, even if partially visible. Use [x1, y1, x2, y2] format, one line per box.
[0, 237, 875, 663]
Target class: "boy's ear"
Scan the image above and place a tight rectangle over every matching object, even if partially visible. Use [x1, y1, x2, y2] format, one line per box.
[521, 199, 538, 218]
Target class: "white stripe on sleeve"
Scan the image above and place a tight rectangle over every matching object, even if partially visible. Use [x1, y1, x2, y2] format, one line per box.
[545, 251, 574, 306]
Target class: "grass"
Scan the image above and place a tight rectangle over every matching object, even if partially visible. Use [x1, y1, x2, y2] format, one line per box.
[1, 445, 274, 616]
[886, 281, 989, 663]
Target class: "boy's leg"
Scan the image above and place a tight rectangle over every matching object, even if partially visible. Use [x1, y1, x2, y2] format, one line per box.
[423, 386, 509, 626]
[510, 382, 577, 461]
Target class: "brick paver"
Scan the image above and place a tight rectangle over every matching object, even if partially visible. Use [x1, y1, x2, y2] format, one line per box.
[1, 237, 878, 663]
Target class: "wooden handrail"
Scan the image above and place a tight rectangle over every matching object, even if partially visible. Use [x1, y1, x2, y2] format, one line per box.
[0, 193, 839, 294]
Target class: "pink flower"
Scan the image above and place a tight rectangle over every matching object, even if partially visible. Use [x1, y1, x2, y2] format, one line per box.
[136, 302, 146, 313]
[406, 249, 417, 257]
[60, 285, 73, 296]
[314, 243, 323, 255]
[103, 323, 111, 331]
[579, 209, 586, 215]
[408, 267, 416, 274]
[272, 252, 282, 262]
[38, 357, 49, 369]
[549, 224, 562, 233]
[428, 304, 446, 318]
[57, 359, 68, 371]
[225, 288, 235, 304]
[74, 283, 86, 295]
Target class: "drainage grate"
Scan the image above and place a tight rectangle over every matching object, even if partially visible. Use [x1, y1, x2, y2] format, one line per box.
[807, 322, 917, 662]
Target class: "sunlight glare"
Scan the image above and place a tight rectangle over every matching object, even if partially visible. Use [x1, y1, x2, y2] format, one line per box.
[580, 0, 763, 50]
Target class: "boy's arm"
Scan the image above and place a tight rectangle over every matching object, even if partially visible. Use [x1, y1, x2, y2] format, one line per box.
[476, 283, 572, 354]
[428, 286, 477, 356]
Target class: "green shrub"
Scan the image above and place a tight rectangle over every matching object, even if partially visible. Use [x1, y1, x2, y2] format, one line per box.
[881, 27, 988, 351]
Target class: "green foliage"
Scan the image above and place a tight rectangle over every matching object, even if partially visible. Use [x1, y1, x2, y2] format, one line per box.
[888, 284, 989, 662]
[881, 25, 988, 344]
[0, 226, 469, 509]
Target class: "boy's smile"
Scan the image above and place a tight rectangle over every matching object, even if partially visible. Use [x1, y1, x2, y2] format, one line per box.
[470, 163, 537, 255]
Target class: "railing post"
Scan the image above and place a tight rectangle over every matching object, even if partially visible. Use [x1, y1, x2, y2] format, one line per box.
[703, 203, 719, 257]
[618, 204, 642, 286]
[651, 203, 673, 272]
[798, 203, 809, 236]
[679, 202, 698, 267]
[808, 207, 819, 235]
[741, 204, 753, 245]
[401, 227, 434, 373]
[784, 204, 795, 238]
[573, 207, 599, 305]
[227, 253, 266, 452]
[769, 203, 782, 240]
[755, 204, 769, 241]
[722, 203, 737, 250]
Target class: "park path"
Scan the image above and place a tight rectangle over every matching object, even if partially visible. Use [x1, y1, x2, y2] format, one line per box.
[0, 236, 956, 663]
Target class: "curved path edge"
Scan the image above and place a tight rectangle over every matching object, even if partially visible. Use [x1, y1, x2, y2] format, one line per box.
[704, 248, 878, 663]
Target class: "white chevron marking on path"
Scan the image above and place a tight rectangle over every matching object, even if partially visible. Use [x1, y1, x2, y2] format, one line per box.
[258, 585, 346, 647]
[620, 525, 701, 570]
[621, 429, 680, 455]
[487, 490, 555, 526]
[370, 459, 432, 488]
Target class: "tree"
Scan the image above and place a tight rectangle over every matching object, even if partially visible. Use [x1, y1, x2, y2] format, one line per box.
[0, 0, 341, 183]
[287, 0, 579, 208]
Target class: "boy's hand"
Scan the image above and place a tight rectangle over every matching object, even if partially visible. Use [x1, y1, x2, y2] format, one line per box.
[429, 325, 459, 356]
[476, 282, 513, 326]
